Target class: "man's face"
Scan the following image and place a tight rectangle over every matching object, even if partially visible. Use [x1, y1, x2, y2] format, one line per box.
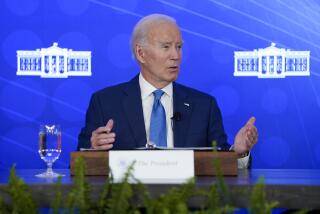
[137, 22, 183, 88]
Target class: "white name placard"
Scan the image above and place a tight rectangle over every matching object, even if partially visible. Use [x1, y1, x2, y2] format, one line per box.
[109, 150, 194, 183]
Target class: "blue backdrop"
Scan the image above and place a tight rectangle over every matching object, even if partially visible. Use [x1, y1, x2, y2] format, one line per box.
[1, 0, 320, 170]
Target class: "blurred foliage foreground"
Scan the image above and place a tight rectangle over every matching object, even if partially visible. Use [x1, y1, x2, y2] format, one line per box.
[0, 151, 307, 214]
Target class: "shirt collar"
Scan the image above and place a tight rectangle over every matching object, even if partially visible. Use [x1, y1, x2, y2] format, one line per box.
[139, 73, 173, 99]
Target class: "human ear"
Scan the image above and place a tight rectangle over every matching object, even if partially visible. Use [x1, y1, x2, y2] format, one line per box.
[135, 44, 146, 64]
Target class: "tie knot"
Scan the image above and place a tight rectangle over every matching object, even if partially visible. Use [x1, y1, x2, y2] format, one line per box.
[153, 89, 164, 101]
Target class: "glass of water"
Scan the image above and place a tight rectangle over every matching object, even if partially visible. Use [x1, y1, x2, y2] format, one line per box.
[36, 124, 64, 178]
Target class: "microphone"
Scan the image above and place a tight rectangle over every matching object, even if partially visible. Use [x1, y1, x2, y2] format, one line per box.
[171, 112, 182, 121]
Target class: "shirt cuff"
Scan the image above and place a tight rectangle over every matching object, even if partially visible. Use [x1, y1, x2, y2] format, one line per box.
[237, 152, 250, 169]
[229, 145, 250, 169]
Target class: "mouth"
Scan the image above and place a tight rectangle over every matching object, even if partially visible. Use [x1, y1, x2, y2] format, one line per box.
[168, 66, 179, 71]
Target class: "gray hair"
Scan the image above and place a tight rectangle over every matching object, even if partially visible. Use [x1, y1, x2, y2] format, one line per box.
[131, 14, 177, 58]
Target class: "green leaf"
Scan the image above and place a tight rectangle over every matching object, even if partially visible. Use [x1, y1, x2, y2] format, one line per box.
[249, 176, 278, 214]
[107, 161, 136, 214]
[65, 156, 91, 213]
[51, 176, 62, 214]
[8, 165, 37, 214]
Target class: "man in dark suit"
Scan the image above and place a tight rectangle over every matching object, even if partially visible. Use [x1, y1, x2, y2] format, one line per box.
[78, 14, 258, 167]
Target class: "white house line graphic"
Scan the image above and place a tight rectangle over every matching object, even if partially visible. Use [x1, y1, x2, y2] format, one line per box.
[16, 42, 91, 78]
[234, 43, 310, 78]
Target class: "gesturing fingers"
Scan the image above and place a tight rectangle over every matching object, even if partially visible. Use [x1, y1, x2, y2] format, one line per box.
[91, 119, 116, 150]
[96, 132, 116, 140]
[96, 133, 116, 145]
[245, 126, 258, 148]
[246, 116, 256, 126]
[91, 132, 116, 149]
[105, 119, 114, 133]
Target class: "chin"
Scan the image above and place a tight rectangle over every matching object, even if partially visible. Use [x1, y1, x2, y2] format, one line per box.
[169, 70, 179, 78]
[167, 74, 178, 82]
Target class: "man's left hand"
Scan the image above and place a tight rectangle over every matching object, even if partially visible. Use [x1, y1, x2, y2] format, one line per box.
[234, 117, 258, 156]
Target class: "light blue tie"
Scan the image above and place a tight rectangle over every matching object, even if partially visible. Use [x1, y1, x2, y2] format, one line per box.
[149, 89, 167, 147]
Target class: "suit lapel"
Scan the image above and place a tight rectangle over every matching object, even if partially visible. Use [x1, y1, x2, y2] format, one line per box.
[173, 83, 193, 147]
[122, 76, 147, 148]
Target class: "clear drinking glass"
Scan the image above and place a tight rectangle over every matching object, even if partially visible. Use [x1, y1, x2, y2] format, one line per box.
[36, 124, 64, 178]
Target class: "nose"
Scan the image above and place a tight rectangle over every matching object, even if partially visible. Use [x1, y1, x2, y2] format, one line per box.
[170, 46, 181, 61]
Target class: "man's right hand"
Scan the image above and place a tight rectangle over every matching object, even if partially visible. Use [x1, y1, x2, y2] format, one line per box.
[90, 119, 116, 150]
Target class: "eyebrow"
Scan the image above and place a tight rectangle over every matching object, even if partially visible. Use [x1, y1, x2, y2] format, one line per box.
[158, 41, 183, 45]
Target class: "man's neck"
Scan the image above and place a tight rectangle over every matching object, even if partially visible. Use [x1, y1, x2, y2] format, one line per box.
[140, 72, 170, 89]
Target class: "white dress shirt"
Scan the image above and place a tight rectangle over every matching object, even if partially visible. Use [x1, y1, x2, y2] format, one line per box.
[139, 73, 174, 148]
[138, 73, 250, 168]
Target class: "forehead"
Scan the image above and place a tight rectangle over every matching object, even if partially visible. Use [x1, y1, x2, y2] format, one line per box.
[148, 22, 182, 43]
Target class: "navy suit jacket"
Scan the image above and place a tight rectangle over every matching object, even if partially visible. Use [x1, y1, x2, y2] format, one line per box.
[78, 75, 231, 150]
